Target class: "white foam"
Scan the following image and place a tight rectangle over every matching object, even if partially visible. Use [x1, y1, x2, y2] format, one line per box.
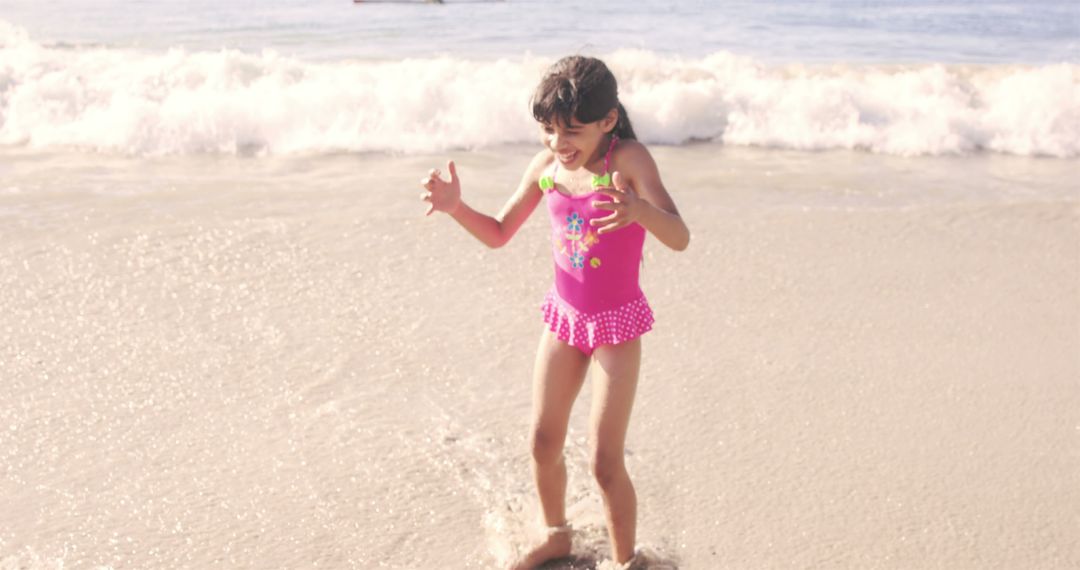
[1, 21, 1077, 157]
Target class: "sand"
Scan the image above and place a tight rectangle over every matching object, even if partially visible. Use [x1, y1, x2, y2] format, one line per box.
[1, 145, 1077, 569]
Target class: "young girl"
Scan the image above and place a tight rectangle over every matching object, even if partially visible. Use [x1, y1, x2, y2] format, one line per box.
[420, 56, 689, 569]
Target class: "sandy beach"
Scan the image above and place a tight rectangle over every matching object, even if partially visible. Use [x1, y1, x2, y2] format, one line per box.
[1, 144, 1077, 568]
[3, 0, 1080, 566]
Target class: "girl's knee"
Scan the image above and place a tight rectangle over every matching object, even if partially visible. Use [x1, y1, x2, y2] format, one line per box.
[590, 448, 626, 490]
[530, 427, 565, 466]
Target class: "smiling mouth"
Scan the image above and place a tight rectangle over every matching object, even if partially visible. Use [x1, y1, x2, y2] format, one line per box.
[557, 150, 577, 163]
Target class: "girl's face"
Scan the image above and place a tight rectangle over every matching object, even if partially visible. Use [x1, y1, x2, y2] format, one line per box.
[539, 109, 618, 171]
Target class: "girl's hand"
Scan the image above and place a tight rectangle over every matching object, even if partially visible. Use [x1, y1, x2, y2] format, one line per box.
[420, 160, 461, 216]
[590, 171, 644, 234]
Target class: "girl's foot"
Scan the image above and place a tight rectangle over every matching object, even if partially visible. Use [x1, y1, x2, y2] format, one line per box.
[613, 550, 643, 570]
[506, 526, 573, 570]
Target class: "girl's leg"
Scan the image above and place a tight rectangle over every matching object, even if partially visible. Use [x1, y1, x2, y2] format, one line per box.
[509, 329, 590, 570]
[589, 337, 641, 565]
[531, 329, 591, 526]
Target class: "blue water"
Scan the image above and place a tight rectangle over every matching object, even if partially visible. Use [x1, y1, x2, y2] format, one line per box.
[1, 0, 1077, 64]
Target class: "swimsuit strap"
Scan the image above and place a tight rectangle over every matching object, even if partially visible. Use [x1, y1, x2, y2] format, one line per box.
[539, 163, 559, 191]
[593, 134, 619, 187]
[602, 134, 619, 175]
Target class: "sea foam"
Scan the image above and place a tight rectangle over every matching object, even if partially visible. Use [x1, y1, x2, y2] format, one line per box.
[1, 21, 1077, 157]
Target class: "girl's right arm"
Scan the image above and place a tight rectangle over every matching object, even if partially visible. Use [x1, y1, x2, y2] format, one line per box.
[421, 150, 552, 249]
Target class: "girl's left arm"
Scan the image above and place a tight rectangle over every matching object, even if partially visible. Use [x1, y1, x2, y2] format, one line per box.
[593, 142, 690, 251]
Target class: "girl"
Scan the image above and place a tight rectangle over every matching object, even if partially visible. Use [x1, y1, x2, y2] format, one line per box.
[420, 56, 689, 569]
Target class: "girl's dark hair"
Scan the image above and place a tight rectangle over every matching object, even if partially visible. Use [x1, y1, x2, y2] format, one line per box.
[531, 56, 636, 140]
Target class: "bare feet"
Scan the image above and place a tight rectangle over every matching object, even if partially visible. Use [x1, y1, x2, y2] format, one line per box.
[613, 550, 644, 570]
[506, 529, 572, 570]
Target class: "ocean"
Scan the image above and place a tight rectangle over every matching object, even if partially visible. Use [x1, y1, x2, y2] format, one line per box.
[2, 1, 1078, 569]
[0, 0, 1077, 158]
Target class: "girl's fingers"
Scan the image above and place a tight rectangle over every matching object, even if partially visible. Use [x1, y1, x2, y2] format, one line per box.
[594, 187, 622, 199]
[590, 212, 619, 226]
[447, 160, 457, 183]
[612, 171, 632, 193]
[425, 203, 435, 216]
[596, 220, 628, 234]
[591, 200, 621, 211]
[420, 192, 431, 201]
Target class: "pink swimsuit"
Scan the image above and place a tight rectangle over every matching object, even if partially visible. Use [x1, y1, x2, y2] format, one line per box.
[539, 137, 654, 355]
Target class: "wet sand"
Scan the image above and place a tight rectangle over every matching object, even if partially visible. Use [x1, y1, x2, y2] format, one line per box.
[1, 146, 1077, 568]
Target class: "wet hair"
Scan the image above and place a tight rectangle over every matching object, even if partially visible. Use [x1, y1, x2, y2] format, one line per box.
[530, 56, 636, 140]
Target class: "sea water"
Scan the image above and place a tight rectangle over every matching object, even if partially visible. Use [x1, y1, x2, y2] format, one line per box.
[0, 0, 1077, 158]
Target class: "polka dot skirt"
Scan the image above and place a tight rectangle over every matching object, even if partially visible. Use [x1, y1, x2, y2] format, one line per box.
[540, 288, 655, 356]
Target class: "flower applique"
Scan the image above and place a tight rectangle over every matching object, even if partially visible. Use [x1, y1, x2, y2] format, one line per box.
[581, 230, 599, 249]
[558, 210, 600, 270]
[566, 212, 584, 233]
